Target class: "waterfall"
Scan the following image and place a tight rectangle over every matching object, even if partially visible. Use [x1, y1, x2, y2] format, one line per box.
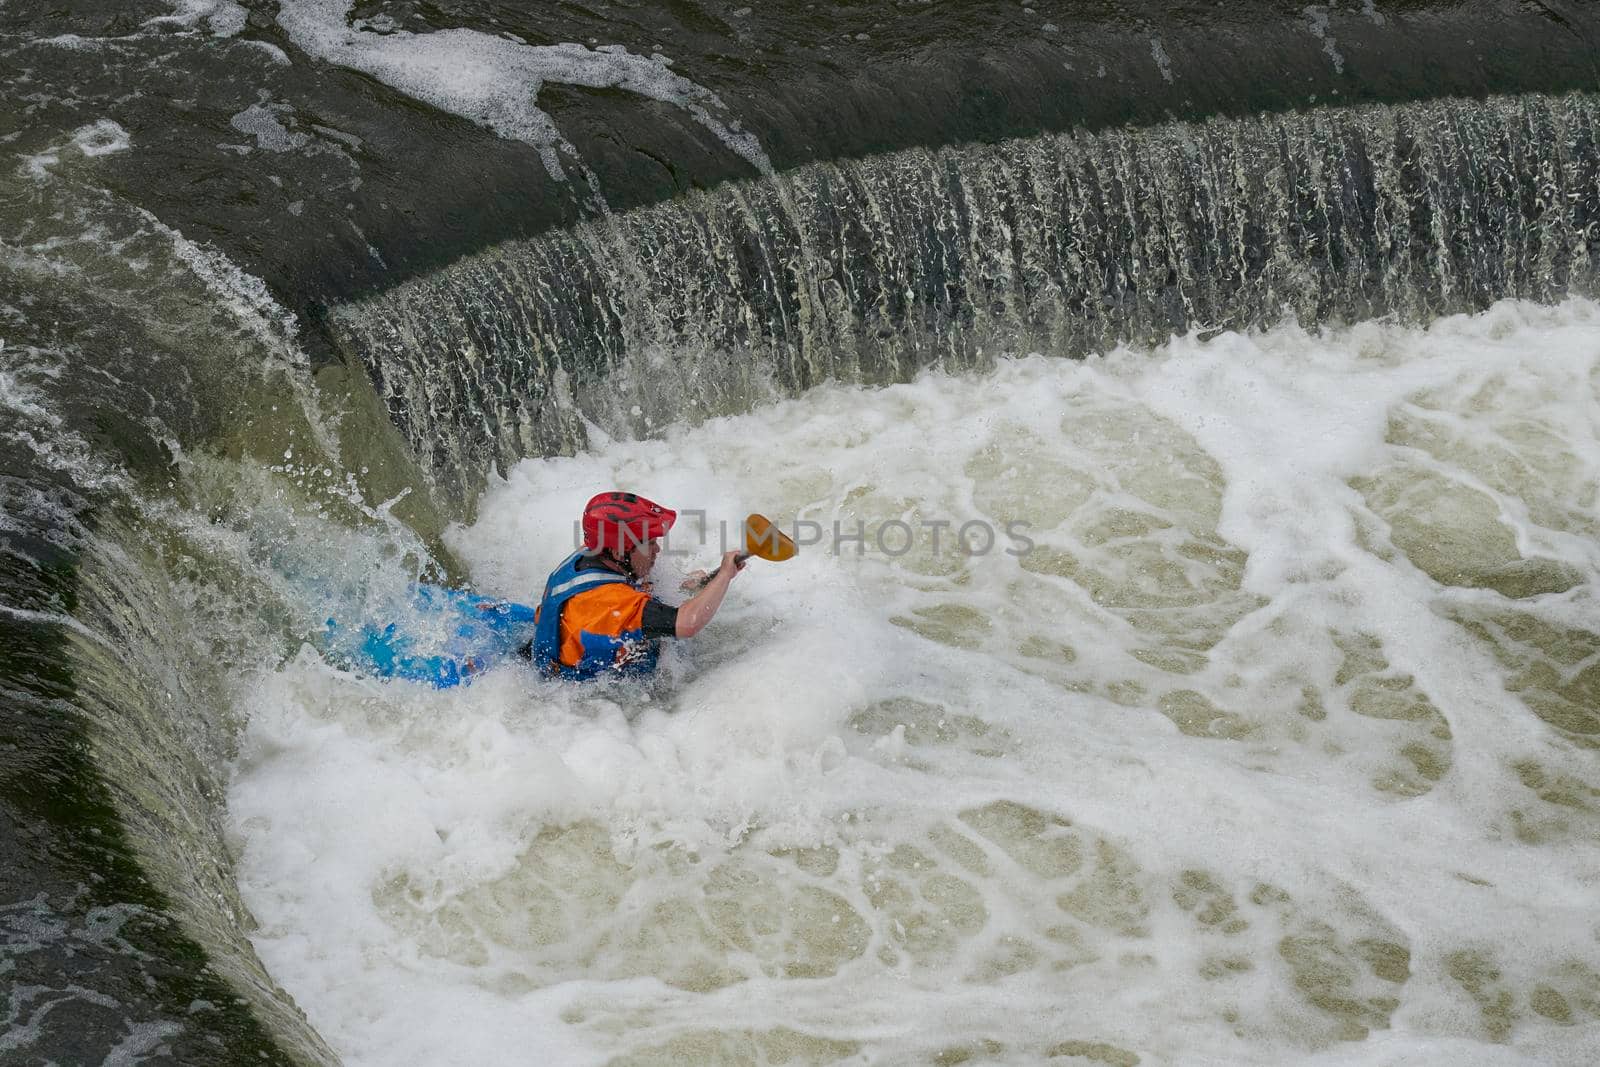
[332, 92, 1600, 503]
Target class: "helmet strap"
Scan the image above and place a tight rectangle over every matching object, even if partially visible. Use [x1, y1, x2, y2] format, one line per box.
[601, 546, 637, 580]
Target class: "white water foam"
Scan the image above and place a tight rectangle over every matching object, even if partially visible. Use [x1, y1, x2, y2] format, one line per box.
[272, 0, 772, 187]
[231, 300, 1600, 1064]
[146, 1, 249, 38]
[18, 120, 131, 180]
[71, 119, 132, 158]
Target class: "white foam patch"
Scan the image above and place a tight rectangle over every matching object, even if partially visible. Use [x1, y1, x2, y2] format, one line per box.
[229, 105, 309, 153]
[148, 1, 249, 38]
[71, 119, 131, 158]
[18, 150, 62, 180]
[37, 34, 99, 50]
[101, 1021, 186, 1064]
[18, 120, 131, 179]
[1150, 35, 1175, 82]
[1305, 5, 1346, 75]
[273, 0, 771, 186]
[232, 300, 1600, 1064]
[239, 39, 291, 66]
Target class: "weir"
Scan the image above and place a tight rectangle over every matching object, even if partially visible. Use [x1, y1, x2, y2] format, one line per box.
[332, 93, 1600, 505]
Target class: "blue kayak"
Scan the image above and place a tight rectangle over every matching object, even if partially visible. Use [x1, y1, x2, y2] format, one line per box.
[324, 584, 538, 688]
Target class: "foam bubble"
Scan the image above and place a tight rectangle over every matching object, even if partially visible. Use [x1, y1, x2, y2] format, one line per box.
[71, 120, 131, 158]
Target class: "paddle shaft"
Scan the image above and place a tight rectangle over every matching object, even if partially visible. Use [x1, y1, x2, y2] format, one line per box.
[702, 552, 750, 586]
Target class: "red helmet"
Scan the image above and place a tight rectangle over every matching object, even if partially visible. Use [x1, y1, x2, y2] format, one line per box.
[581, 491, 676, 554]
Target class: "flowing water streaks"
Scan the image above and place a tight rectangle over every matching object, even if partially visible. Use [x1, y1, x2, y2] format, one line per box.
[330, 93, 1600, 502]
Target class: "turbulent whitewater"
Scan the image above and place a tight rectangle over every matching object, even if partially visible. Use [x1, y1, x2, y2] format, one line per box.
[229, 300, 1600, 1065]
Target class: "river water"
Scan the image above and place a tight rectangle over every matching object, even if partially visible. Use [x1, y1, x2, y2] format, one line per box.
[228, 301, 1600, 1065]
[7, 6, 1600, 1061]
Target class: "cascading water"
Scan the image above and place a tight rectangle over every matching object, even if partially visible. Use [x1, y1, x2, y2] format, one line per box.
[332, 93, 1600, 504]
[0, 150, 444, 1061]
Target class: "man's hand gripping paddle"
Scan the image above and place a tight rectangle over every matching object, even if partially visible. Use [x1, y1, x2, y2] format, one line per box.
[689, 514, 797, 589]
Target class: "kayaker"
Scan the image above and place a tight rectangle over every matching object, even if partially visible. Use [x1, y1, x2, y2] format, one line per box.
[523, 491, 744, 679]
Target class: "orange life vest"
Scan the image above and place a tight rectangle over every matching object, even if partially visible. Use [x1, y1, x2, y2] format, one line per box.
[531, 551, 660, 679]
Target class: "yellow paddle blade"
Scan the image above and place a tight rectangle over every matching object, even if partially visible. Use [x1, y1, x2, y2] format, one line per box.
[743, 514, 797, 562]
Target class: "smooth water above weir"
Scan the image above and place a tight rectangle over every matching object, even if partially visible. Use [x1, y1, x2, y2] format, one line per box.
[334, 92, 1600, 503]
